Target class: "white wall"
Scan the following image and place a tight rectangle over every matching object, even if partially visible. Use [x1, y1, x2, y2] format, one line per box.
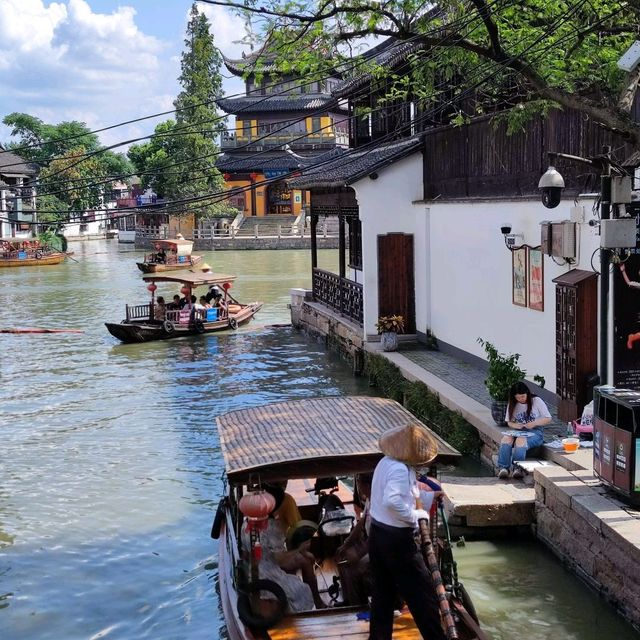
[353, 151, 603, 394]
[353, 153, 425, 337]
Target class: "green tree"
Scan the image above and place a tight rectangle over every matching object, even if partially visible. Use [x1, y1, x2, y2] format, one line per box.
[129, 3, 227, 219]
[204, 0, 640, 146]
[2, 114, 134, 220]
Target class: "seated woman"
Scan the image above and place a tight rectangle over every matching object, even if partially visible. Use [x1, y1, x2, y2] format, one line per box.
[199, 295, 211, 309]
[154, 296, 167, 321]
[242, 486, 325, 611]
[498, 381, 552, 480]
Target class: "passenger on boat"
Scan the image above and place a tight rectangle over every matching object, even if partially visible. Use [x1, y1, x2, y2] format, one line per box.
[154, 296, 166, 321]
[205, 285, 223, 305]
[168, 294, 182, 310]
[497, 381, 551, 480]
[335, 473, 373, 605]
[199, 296, 211, 309]
[156, 248, 166, 263]
[264, 482, 302, 531]
[241, 488, 326, 611]
[368, 424, 446, 640]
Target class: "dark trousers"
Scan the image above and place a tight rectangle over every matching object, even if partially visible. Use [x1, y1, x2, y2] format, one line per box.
[369, 520, 446, 640]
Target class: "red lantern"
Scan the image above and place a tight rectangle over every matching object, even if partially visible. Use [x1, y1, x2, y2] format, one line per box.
[249, 172, 258, 182]
[147, 283, 157, 293]
[222, 282, 231, 291]
[223, 173, 231, 181]
[180, 285, 190, 296]
[239, 490, 275, 519]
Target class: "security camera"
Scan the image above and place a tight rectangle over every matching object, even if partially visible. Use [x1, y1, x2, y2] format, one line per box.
[538, 165, 565, 209]
[500, 223, 512, 235]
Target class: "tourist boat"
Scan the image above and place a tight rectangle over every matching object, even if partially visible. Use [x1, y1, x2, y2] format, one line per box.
[136, 236, 203, 273]
[0, 239, 66, 267]
[105, 267, 263, 343]
[212, 396, 488, 640]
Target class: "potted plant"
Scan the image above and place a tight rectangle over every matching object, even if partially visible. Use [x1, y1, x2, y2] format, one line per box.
[376, 315, 405, 352]
[477, 338, 545, 425]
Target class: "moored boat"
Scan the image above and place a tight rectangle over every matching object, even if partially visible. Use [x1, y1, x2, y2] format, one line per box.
[0, 239, 66, 267]
[105, 267, 263, 343]
[136, 236, 203, 273]
[212, 396, 488, 640]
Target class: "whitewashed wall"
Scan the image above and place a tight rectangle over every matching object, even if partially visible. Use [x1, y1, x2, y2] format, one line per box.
[353, 151, 603, 394]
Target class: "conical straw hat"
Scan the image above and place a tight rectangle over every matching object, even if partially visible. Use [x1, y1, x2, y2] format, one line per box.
[200, 263, 211, 272]
[378, 423, 438, 466]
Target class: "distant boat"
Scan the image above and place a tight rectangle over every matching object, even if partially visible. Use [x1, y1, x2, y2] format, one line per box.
[0, 239, 66, 267]
[136, 236, 203, 273]
[105, 267, 263, 343]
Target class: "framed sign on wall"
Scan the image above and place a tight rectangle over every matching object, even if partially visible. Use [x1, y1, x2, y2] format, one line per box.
[528, 248, 544, 311]
[512, 247, 528, 307]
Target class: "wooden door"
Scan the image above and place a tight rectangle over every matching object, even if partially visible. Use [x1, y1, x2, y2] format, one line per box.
[377, 233, 415, 334]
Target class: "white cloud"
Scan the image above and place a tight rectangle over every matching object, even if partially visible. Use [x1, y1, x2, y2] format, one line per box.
[198, 3, 248, 60]
[0, 0, 176, 149]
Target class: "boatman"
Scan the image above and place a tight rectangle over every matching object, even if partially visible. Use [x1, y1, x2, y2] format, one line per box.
[368, 423, 446, 640]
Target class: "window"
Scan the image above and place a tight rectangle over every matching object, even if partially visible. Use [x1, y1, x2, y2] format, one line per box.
[311, 117, 322, 136]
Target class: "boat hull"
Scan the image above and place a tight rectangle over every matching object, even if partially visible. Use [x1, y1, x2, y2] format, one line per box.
[0, 253, 66, 267]
[136, 255, 203, 273]
[105, 303, 263, 343]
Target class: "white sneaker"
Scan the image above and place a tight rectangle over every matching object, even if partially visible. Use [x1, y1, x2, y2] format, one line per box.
[497, 468, 509, 479]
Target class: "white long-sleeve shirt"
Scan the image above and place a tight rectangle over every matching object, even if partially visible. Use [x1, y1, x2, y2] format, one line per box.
[369, 456, 431, 528]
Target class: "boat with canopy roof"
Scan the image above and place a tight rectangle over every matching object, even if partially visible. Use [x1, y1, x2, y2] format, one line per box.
[105, 266, 262, 343]
[136, 235, 203, 273]
[212, 396, 488, 640]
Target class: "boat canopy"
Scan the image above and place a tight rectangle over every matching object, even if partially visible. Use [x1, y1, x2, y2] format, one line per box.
[216, 396, 461, 485]
[155, 238, 194, 257]
[142, 269, 237, 287]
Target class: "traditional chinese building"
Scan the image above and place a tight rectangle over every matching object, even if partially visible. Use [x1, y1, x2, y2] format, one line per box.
[216, 46, 349, 217]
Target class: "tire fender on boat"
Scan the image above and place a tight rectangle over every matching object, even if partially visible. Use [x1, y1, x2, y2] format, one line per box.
[194, 320, 206, 334]
[210, 497, 228, 539]
[237, 579, 287, 630]
[229, 317, 238, 330]
[163, 320, 175, 334]
[35, 250, 43, 259]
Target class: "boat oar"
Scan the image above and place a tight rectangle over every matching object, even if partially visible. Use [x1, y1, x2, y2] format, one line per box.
[418, 518, 459, 640]
[65, 252, 80, 263]
[0, 328, 85, 334]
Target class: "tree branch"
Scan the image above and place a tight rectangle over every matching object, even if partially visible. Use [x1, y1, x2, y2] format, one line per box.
[468, 0, 503, 57]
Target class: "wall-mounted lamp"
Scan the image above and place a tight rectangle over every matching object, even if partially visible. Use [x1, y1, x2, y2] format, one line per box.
[500, 223, 524, 250]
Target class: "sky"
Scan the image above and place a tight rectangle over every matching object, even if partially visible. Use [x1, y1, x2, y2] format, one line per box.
[0, 0, 249, 152]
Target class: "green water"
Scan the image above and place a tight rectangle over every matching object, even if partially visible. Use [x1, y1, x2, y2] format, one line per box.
[0, 241, 637, 639]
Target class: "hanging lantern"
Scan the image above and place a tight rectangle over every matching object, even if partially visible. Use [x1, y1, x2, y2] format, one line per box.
[147, 283, 157, 293]
[249, 172, 258, 182]
[222, 281, 232, 291]
[180, 285, 190, 296]
[239, 490, 275, 520]
[223, 173, 231, 182]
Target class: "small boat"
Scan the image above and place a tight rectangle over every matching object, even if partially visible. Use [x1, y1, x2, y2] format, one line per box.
[136, 236, 203, 273]
[0, 239, 66, 267]
[212, 396, 488, 640]
[105, 267, 263, 343]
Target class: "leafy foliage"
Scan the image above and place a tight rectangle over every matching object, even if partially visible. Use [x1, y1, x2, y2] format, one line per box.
[129, 3, 227, 219]
[214, 0, 640, 144]
[364, 352, 481, 456]
[376, 315, 405, 333]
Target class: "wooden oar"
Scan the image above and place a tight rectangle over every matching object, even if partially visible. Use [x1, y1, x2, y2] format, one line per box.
[0, 328, 84, 334]
[418, 517, 459, 640]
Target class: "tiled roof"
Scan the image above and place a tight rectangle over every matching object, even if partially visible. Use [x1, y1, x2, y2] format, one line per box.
[333, 38, 429, 98]
[222, 48, 279, 77]
[0, 147, 38, 176]
[216, 151, 312, 172]
[287, 136, 423, 188]
[217, 94, 342, 114]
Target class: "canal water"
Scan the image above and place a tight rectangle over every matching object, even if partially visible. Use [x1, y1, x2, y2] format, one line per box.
[0, 241, 637, 640]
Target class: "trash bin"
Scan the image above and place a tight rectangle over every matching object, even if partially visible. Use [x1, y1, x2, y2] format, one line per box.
[593, 386, 640, 501]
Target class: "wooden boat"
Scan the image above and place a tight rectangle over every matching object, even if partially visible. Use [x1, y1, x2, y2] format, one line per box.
[212, 396, 488, 640]
[136, 236, 203, 273]
[0, 239, 66, 267]
[105, 267, 263, 343]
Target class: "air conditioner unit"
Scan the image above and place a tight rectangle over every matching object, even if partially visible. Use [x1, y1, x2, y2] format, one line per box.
[540, 220, 576, 258]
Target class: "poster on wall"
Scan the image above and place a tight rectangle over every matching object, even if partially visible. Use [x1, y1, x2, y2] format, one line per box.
[527, 248, 544, 311]
[512, 247, 527, 307]
[614, 252, 640, 389]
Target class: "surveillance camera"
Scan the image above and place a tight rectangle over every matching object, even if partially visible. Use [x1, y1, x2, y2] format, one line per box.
[538, 165, 565, 210]
[500, 223, 512, 235]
